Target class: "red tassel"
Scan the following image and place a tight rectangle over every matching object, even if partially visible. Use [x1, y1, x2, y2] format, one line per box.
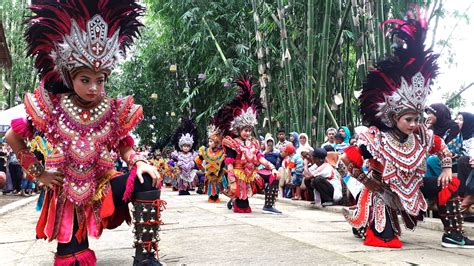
[54, 248, 96, 266]
[364, 227, 403, 248]
[122, 166, 138, 202]
[119, 135, 135, 148]
[437, 176, 460, 206]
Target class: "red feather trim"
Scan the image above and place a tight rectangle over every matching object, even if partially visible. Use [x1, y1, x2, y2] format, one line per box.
[54, 248, 96, 266]
[344, 146, 364, 168]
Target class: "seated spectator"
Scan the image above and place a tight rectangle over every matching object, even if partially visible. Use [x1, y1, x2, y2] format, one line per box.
[322, 145, 335, 152]
[264, 137, 280, 168]
[278, 149, 292, 198]
[304, 148, 343, 206]
[279, 144, 304, 199]
[334, 133, 349, 154]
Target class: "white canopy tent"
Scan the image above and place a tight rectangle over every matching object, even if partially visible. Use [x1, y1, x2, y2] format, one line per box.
[0, 104, 26, 133]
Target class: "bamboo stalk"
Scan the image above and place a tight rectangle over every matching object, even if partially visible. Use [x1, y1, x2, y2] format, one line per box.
[316, 0, 333, 145]
[202, 17, 229, 68]
[305, 0, 315, 136]
[276, 0, 300, 132]
[251, 0, 272, 133]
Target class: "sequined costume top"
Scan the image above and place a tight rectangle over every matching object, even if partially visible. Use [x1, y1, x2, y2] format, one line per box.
[344, 125, 451, 234]
[23, 84, 143, 242]
[195, 146, 225, 184]
[222, 136, 262, 183]
[171, 150, 198, 183]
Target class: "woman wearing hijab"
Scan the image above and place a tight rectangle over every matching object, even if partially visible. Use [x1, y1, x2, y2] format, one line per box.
[455, 112, 474, 211]
[424, 104, 460, 179]
[289, 132, 300, 149]
[296, 133, 314, 155]
[338, 127, 351, 144]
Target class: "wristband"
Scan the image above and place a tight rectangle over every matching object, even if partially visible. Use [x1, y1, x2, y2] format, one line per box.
[17, 149, 44, 180]
[440, 157, 452, 169]
[127, 152, 149, 168]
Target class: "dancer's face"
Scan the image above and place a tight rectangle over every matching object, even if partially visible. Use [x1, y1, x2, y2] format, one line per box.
[396, 112, 420, 135]
[455, 114, 464, 129]
[240, 127, 252, 140]
[181, 144, 191, 152]
[72, 68, 106, 102]
[208, 139, 216, 148]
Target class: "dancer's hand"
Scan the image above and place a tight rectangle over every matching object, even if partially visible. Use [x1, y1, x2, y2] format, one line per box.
[437, 168, 452, 189]
[136, 161, 162, 188]
[271, 169, 279, 177]
[37, 169, 63, 188]
[469, 157, 474, 167]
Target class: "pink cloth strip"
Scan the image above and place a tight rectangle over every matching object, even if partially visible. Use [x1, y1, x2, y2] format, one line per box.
[224, 157, 235, 165]
[122, 166, 138, 201]
[11, 117, 34, 139]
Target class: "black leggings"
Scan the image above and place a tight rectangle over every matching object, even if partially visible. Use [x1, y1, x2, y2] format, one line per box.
[9, 164, 22, 191]
[57, 173, 156, 256]
[311, 177, 334, 203]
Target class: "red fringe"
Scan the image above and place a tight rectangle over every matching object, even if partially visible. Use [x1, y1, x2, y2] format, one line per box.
[122, 166, 138, 202]
[11, 117, 34, 140]
[54, 248, 96, 266]
[344, 146, 364, 168]
[364, 228, 403, 248]
[437, 176, 460, 206]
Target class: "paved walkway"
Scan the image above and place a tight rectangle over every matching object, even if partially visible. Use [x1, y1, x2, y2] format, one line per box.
[1, 189, 473, 265]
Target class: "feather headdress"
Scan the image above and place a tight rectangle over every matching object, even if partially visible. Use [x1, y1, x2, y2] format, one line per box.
[359, 8, 438, 130]
[25, 0, 144, 93]
[172, 117, 198, 151]
[214, 76, 263, 137]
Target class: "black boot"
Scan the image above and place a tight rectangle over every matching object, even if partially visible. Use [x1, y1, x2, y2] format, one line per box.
[439, 196, 474, 249]
[262, 181, 282, 214]
[132, 190, 166, 265]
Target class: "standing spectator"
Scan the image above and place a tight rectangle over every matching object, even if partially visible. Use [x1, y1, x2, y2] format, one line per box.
[0, 143, 11, 194]
[334, 133, 349, 154]
[297, 133, 314, 155]
[338, 126, 351, 144]
[289, 132, 300, 149]
[321, 128, 337, 148]
[8, 148, 23, 194]
[274, 128, 291, 152]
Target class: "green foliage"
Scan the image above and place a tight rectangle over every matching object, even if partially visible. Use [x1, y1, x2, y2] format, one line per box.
[0, 0, 36, 109]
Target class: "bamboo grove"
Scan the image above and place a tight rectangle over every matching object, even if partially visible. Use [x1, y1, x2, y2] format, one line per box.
[0, 0, 450, 146]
